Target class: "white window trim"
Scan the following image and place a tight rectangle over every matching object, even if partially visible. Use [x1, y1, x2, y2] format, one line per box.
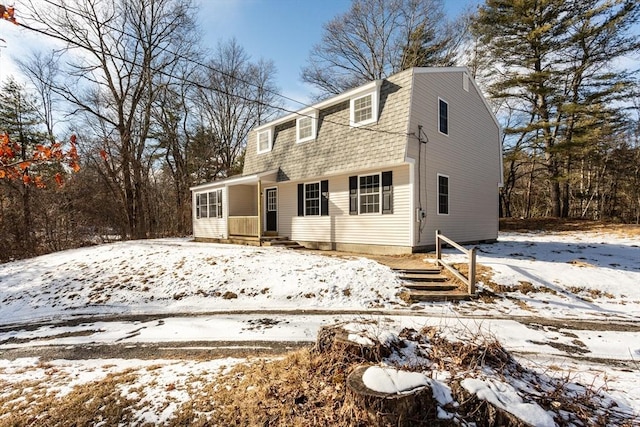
[437, 173, 450, 216]
[296, 110, 318, 144]
[438, 97, 449, 136]
[350, 90, 379, 127]
[196, 189, 223, 219]
[257, 128, 273, 154]
[358, 172, 382, 215]
[304, 181, 321, 216]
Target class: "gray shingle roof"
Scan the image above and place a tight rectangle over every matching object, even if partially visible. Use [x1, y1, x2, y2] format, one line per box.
[243, 69, 413, 181]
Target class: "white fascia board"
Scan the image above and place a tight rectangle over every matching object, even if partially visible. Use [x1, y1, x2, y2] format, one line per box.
[190, 169, 279, 192]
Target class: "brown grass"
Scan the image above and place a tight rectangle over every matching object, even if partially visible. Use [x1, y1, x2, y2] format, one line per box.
[1, 324, 637, 427]
[500, 218, 640, 237]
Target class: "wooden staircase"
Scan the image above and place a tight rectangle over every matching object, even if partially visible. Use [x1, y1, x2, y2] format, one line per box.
[395, 266, 471, 302]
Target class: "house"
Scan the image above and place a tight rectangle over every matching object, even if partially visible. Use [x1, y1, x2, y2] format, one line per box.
[190, 67, 503, 254]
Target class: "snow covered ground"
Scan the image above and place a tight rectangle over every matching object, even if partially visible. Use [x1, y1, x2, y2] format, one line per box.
[0, 230, 639, 425]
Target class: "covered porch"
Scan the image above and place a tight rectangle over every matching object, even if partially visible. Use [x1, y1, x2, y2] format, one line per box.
[225, 169, 279, 240]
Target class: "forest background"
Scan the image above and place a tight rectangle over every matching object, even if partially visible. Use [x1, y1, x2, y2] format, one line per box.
[0, 0, 639, 262]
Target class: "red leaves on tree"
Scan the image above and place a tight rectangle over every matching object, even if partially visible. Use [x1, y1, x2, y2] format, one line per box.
[0, 133, 81, 187]
[0, 4, 16, 24]
[99, 149, 108, 161]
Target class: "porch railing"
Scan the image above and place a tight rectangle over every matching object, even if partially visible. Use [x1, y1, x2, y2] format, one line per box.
[228, 216, 259, 237]
[435, 229, 477, 294]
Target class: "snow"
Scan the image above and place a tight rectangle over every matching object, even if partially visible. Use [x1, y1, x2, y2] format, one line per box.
[0, 238, 405, 325]
[1, 230, 639, 424]
[362, 366, 429, 394]
[461, 377, 556, 427]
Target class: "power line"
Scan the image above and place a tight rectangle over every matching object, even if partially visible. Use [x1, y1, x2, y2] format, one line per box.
[24, 0, 414, 139]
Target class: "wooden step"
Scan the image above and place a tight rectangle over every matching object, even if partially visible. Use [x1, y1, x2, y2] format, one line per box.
[409, 291, 471, 302]
[399, 273, 448, 282]
[393, 268, 441, 274]
[403, 283, 458, 291]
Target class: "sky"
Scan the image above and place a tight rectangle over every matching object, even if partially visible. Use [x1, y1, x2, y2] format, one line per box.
[197, 0, 480, 104]
[0, 0, 480, 108]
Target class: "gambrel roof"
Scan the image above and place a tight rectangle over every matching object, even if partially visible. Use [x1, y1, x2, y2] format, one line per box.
[243, 67, 500, 183]
[243, 68, 414, 181]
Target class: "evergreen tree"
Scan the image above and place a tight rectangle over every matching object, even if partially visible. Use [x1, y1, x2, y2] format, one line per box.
[472, 0, 640, 217]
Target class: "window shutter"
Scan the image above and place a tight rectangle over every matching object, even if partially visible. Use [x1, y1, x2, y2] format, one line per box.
[297, 183, 304, 216]
[217, 189, 223, 217]
[382, 171, 393, 214]
[320, 180, 329, 216]
[196, 194, 201, 219]
[349, 176, 358, 215]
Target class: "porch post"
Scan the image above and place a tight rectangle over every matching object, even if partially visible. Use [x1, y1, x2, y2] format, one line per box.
[257, 180, 262, 242]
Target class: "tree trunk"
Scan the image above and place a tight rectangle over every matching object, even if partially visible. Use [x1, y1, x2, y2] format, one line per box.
[345, 365, 438, 427]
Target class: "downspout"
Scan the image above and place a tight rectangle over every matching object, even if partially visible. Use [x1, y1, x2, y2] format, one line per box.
[407, 158, 416, 247]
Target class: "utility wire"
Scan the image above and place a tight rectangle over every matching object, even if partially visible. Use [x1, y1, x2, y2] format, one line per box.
[22, 0, 416, 139]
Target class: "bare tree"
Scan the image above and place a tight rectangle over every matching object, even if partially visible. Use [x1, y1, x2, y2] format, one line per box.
[195, 39, 281, 179]
[301, 0, 464, 96]
[22, 0, 199, 239]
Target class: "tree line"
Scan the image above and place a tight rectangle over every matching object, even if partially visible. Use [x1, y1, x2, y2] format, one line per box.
[1, 0, 638, 261]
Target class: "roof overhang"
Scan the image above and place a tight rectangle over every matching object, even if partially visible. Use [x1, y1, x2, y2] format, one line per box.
[190, 169, 279, 192]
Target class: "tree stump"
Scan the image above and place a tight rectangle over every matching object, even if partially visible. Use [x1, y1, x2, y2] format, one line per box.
[313, 324, 390, 362]
[344, 364, 439, 426]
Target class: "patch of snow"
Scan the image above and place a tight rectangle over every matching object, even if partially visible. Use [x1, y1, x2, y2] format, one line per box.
[461, 378, 555, 427]
[362, 366, 429, 394]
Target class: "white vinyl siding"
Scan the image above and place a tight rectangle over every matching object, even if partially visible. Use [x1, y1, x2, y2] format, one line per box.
[276, 166, 411, 247]
[408, 70, 501, 246]
[193, 187, 227, 239]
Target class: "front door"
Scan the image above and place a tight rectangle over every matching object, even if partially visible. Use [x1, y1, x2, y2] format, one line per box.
[265, 188, 277, 232]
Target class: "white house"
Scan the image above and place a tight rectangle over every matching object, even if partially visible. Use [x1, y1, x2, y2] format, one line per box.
[190, 67, 503, 254]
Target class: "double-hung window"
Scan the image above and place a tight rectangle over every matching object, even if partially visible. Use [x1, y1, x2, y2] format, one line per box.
[196, 193, 207, 219]
[196, 190, 222, 218]
[297, 180, 329, 216]
[210, 189, 222, 217]
[438, 174, 449, 215]
[350, 91, 378, 127]
[305, 182, 320, 216]
[257, 129, 272, 153]
[439, 98, 449, 135]
[296, 111, 317, 143]
[349, 171, 393, 215]
[359, 174, 380, 214]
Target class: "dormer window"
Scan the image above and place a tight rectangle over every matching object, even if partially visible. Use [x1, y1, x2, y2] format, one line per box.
[350, 85, 380, 127]
[257, 128, 272, 154]
[296, 110, 317, 143]
[353, 94, 372, 123]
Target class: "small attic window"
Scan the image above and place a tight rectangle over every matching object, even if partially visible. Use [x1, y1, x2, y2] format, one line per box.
[296, 111, 317, 143]
[257, 128, 272, 154]
[350, 90, 379, 127]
